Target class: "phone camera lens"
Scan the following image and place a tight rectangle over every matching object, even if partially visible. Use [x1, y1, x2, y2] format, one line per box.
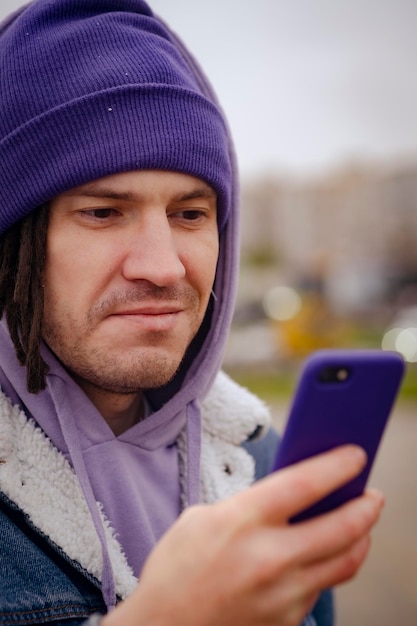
[318, 366, 351, 383]
[337, 368, 349, 381]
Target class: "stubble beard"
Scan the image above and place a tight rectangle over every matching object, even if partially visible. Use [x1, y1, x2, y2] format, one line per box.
[42, 284, 202, 395]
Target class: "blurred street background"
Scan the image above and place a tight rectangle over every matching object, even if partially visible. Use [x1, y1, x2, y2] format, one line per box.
[2, 1, 417, 623]
[222, 167, 417, 622]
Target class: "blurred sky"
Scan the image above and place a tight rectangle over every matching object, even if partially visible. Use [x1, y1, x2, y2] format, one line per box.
[1, 0, 417, 178]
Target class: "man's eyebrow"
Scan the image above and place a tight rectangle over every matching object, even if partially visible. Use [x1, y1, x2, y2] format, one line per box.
[65, 184, 217, 203]
[170, 187, 217, 202]
[65, 185, 137, 202]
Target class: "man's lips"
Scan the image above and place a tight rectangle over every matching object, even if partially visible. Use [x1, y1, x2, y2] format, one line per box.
[109, 304, 183, 316]
[105, 304, 185, 332]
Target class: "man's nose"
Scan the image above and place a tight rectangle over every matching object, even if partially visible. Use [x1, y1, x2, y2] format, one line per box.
[122, 214, 186, 286]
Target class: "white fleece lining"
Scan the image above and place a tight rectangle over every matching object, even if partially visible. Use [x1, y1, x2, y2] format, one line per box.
[0, 392, 137, 599]
[0, 371, 271, 599]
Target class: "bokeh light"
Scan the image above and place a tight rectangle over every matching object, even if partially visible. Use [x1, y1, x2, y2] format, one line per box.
[262, 286, 302, 322]
[382, 326, 417, 362]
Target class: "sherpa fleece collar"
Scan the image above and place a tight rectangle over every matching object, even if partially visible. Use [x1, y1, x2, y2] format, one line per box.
[0, 370, 270, 599]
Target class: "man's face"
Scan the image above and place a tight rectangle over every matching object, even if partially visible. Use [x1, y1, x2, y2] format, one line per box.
[43, 170, 219, 398]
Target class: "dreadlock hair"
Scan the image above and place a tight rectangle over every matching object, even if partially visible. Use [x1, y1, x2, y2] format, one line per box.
[0, 205, 49, 393]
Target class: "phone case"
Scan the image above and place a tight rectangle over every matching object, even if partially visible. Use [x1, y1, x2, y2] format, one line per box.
[272, 349, 405, 522]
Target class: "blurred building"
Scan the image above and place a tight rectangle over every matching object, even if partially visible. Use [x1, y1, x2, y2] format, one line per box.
[241, 160, 417, 316]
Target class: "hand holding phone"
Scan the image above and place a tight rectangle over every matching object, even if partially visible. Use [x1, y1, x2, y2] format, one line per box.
[272, 349, 404, 522]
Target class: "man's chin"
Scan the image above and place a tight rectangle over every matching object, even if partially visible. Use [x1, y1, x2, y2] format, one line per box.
[72, 356, 181, 395]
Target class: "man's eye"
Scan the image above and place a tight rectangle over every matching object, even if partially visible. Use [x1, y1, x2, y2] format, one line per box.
[82, 208, 118, 219]
[181, 210, 205, 220]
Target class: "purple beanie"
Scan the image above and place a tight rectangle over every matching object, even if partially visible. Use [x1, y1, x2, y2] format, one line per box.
[0, 0, 231, 235]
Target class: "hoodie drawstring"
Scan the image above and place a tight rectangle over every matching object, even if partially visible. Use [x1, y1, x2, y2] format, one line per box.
[185, 399, 202, 506]
[47, 377, 117, 611]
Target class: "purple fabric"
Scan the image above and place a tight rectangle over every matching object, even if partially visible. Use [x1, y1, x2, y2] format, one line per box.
[0, 0, 231, 234]
[0, 0, 241, 611]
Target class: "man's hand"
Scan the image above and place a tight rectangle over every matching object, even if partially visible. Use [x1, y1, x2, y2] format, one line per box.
[103, 445, 384, 626]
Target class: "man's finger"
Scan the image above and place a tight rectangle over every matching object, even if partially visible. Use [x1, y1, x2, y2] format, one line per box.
[229, 445, 367, 525]
[300, 488, 384, 565]
[291, 533, 372, 597]
[280, 488, 384, 567]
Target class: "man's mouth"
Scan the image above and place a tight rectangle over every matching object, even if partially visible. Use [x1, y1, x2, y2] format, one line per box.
[112, 305, 183, 316]
[107, 304, 184, 332]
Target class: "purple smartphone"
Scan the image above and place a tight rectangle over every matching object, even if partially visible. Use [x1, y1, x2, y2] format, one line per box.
[272, 349, 405, 522]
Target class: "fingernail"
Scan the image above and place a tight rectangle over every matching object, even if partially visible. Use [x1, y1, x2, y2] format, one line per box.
[348, 445, 367, 467]
[367, 488, 385, 508]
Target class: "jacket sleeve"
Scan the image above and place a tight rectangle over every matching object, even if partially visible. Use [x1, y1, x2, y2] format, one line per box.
[82, 615, 103, 626]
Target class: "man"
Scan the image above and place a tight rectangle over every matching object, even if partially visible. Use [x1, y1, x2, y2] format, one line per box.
[0, 1, 383, 625]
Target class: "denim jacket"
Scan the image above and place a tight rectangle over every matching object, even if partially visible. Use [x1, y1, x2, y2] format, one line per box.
[0, 491, 107, 624]
[0, 373, 333, 626]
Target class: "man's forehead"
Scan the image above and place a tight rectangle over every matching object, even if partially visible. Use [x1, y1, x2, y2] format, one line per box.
[59, 170, 217, 201]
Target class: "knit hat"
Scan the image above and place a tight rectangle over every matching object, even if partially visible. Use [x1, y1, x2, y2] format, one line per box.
[0, 0, 231, 235]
